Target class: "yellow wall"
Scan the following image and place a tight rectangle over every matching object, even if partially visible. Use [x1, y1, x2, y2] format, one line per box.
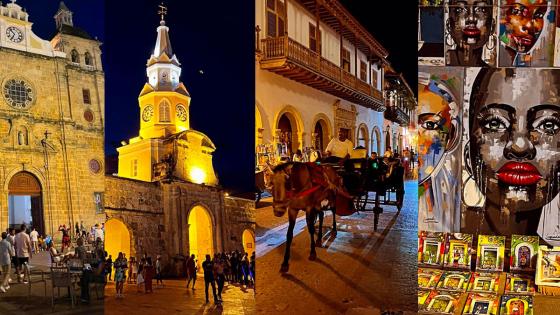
[242, 229, 255, 256]
[139, 91, 191, 139]
[105, 219, 131, 262]
[188, 206, 214, 271]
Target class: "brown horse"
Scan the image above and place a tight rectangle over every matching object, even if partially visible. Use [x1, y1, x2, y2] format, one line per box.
[272, 162, 340, 272]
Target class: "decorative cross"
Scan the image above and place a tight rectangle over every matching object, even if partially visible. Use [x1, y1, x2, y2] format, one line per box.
[158, 2, 167, 21]
[44, 130, 51, 140]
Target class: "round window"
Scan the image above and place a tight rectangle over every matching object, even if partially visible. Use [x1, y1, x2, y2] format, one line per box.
[3, 78, 34, 109]
[89, 159, 101, 174]
[84, 109, 94, 122]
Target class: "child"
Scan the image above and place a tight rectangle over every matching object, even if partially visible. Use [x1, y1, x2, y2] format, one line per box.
[129, 257, 137, 284]
[136, 258, 145, 292]
[155, 255, 163, 288]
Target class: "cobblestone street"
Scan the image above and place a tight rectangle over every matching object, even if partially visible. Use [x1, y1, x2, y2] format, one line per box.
[104, 277, 255, 315]
[255, 181, 418, 314]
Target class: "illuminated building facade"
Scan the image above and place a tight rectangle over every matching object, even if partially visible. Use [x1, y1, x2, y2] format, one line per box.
[0, 1, 105, 238]
[104, 10, 254, 274]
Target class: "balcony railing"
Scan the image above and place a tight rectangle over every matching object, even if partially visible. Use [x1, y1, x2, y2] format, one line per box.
[260, 36, 384, 110]
[384, 105, 410, 126]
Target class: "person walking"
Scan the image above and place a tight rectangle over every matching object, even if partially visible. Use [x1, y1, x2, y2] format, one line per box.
[136, 258, 145, 292]
[155, 255, 163, 288]
[105, 255, 113, 281]
[186, 254, 196, 290]
[143, 257, 154, 293]
[202, 254, 218, 304]
[29, 228, 38, 254]
[114, 252, 127, 298]
[0, 232, 14, 292]
[14, 224, 32, 283]
[214, 254, 225, 302]
[240, 253, 250, 286]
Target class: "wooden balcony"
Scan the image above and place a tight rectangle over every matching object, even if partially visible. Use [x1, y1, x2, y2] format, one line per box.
[384, 105, 410, 126]
[259, 36, 384, 111]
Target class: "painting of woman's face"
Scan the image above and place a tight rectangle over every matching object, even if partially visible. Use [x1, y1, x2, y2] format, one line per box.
[449, 0, 493, 49]
[502, 0, 547, 53]
[419, 81, 457, 182]
[470, 69, 560, 214]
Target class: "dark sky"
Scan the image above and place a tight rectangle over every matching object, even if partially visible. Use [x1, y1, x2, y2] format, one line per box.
[339, 1, 418, 96]
[104, 0, 255, 195]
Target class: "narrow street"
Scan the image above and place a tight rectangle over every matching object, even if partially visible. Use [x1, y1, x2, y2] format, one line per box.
[255, 181, 418, 314]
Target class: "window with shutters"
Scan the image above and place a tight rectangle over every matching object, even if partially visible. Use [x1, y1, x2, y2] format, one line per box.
[372, 69, 378, 88]
[360, 61, 367, 81]
[309, 23, 321, 53]
[342, 48, 351, 72]
[266, 0, 285, 38]
[83, 89, 91, 104]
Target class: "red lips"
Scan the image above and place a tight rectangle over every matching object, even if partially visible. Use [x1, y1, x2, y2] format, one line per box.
[463, 27, 481, 37]
[497, 162, 542, 186]
[514, 36, 534, 47]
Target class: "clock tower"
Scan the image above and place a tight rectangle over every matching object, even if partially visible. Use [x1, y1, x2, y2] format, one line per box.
[117, 6, 218, 186]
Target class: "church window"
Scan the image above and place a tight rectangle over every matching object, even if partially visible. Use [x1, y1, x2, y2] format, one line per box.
[131, 160, 138, 177]
[71, 49, 79, 63]
[266, 0, 285, 38]
[84, 52, 93, 66]
[159, 100, 171, 122]
[83, 89, 91, 104]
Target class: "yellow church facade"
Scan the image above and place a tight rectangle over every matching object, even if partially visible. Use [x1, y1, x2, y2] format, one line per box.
[0, 1, 105, 237]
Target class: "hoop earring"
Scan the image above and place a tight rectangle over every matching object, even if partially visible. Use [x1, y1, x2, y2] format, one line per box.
[486, 19, 496, 50]
[445, 19, 455, 47]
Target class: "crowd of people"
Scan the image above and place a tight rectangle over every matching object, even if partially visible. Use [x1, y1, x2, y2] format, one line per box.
[108, 249, 256, 306]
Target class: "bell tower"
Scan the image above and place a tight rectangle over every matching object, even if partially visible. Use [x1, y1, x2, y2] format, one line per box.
[139, 3, 191, 139]
[54, 1, 73, 29]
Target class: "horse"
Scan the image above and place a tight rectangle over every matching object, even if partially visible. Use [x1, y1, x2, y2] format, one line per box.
[272, 162, 341, 272]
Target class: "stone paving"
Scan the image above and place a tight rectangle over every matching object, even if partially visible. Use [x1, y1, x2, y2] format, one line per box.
[255, 180, 418, 314]
[104, 277, 255, 315]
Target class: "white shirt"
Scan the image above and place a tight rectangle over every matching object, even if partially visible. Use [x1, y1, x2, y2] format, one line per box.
[0, 239, 14, 266]
[326, 138, 353, 159]
[30, 230, 38, 242]
[94, 228, 104, 241]
[14, 232, 31, 258]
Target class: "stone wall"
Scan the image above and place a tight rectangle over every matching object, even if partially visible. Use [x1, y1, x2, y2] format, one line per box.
[224, 196, 256, 252]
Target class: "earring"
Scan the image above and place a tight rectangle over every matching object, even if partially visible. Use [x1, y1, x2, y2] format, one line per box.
[486, 19, 496, 50]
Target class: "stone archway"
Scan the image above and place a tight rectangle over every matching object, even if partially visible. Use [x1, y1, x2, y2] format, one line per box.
[242, 229, 255, 256]
[188, 205, 214, 270]
[356, 123, 369, 152]
[311, 114, 332, 152]
[8, 172, 44, 235]
[275, 106, 304, 158]
[105, 218, 133, 263]
[371, 126, 382, 155]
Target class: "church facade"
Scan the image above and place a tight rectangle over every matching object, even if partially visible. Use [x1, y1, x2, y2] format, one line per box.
[0, 1, 105, 237]
[104, 11, 255, 274]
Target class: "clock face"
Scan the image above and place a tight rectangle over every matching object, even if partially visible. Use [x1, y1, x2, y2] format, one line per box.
[6, 26, 23, 43]
[160, 71, 168, 83]
[176, 104, 187, 122]
[3, 79, 34, 109]
[142, 105, 154, 122]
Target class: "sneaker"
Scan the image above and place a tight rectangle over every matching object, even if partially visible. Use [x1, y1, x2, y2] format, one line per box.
[4, 285, 10, 290]
[23, 280, 28, 284]
[0, 286, 5, 293]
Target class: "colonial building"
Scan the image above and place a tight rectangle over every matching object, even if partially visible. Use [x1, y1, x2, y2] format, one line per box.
[104, 10, 255, 274]
[0, 1, 105, 237]
[255, 0, 413, 168]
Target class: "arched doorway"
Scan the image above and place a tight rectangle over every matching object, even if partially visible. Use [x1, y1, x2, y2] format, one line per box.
[105, 218, 131, 263]
[314, 119, 331, 151]
[277, 113, 298, 158]
[8, 172, 44, 234]
[356, 124, 369, 152]
[188, 205, 214, 271]
[242, 229, 255, 256]
[371, 127, 382, 155]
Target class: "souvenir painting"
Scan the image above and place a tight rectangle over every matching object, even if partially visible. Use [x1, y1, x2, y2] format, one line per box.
[419, 0, 446, 65]
[468, 272, 500, 293]
[419, 231, 446, 266]
[418, 68, 463, 233]
[445, 0, 498, 66]
[510, 235, 539, 272]
[462, 293, 499, 315]
[499, 295, 533, 315]
[437, 270, 472, 291]
[476, 235, 505, 271]
[420, 290, 462, 314]
[498, 0, 556, 67]
[535, 245, 560, 287]
[419, 268, 444, 289]
[505, 274, 536, 294]
[461, 68, 560, 240]
[444, 233, 473, 269]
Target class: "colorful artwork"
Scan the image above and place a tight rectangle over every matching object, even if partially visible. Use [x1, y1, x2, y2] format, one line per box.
[460, 68, 560, 241]
[505, 273, 536, 294]
[418, 68, 463, 233]
[444, 233, 473, 269]
[463, 293, 500, 315]
[510, 235, 539, 271]
[437, 270, 472, 291]
[476, 235, 505, 271]
[419, 231, 446, 266]
[445, 0, 497, 66]
[468, 272, 500, 293]
[499, 295, 533, 315]
[419, 268, 444, 289]
[498, 0, 556, 67]
[418, 289, 432, 306]
[420, 290, 462, 314]
[536, 245, 560, 287]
